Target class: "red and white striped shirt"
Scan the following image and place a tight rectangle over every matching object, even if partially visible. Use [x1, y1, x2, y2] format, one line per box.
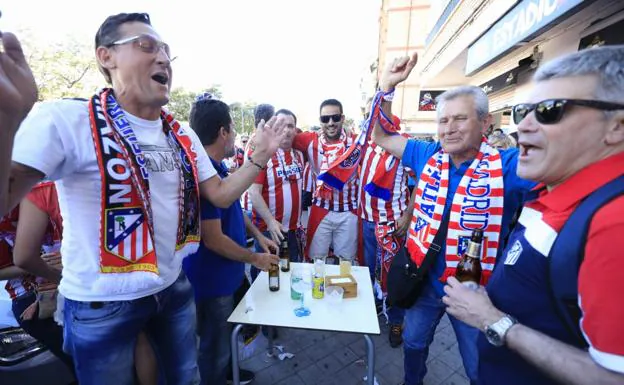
[293, 131, 359, 212]
[303, 162, 315, 193]
[252, 148, 305, 231]
[359, 141, 409, 223]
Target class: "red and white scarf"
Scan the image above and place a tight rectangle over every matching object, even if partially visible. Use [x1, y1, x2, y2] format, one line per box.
[89, 89, 200, 294]
[315, 131, 351, 200]
[407, 138, 504, 284]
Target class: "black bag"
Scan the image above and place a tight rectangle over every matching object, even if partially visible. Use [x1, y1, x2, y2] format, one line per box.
[386, 241, 441, 309]
[387, 211, 450, 309]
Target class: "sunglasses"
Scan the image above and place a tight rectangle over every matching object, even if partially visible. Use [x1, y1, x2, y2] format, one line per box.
[109, 34, 176, 62]
[320, 114, 342, 124]
[512, 99, 624, 125]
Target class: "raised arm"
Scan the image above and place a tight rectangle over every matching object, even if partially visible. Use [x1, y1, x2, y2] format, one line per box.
[0, 32, 40, 215]
[200, 116, 287, 208]
[371, 53, 419, 160]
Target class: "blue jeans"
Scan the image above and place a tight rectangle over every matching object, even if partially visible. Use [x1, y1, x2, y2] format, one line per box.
[362, 219, 405, 325]
[196, 295, 234, 385]
[403, 281, 479, 385]
[251, 229, 301, 281]
[63, 272, 200, 385]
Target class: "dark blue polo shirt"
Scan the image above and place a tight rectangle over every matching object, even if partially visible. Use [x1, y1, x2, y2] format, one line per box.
[183, 158, 246, 298]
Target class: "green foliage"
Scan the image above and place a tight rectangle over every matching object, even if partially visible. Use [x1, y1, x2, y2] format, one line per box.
[167, 86, 223, 122]
[22, 32, 101, 101]
[229, 102, 258, 135]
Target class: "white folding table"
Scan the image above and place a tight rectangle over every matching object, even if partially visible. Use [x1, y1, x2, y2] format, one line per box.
[228, 263, 381, 385]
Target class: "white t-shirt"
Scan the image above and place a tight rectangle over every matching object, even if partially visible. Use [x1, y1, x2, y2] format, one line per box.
[12, 99, 217, 302]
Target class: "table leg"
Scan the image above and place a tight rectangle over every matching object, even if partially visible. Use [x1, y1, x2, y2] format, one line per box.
[364, 334, 375, 385]
[267, 327, 275, 356]
[231, 324, 243, 385]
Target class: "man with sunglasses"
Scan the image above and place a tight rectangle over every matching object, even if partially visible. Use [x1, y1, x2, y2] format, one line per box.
[371, 53, 535, 385]
[293, 99, 359, 259]
[443, 46, 624, 385]
[0, 13, 286, 385]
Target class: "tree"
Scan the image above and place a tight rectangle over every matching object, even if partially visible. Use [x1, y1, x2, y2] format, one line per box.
[167, 88, 196, 122]
[21, 30, 101, 101]
[167, 85, 223, 122]
[229, 102, 257, 134]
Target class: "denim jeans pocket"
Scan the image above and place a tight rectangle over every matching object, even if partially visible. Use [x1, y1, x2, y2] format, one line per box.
[70, 300, 126, 324]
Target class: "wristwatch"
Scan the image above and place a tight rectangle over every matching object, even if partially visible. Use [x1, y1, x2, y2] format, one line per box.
[485, 314, 517, 347]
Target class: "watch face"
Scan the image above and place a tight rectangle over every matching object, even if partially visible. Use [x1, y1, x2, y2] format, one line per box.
[486, 327, 503, 347]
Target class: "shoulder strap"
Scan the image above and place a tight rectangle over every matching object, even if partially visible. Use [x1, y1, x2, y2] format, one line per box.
[548, 174, 624, 348]
[414, 209, 451, 277]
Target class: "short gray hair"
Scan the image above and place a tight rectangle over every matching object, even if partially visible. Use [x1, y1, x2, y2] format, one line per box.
[436, 86, 489, 120]
[535, 45, 624, 108]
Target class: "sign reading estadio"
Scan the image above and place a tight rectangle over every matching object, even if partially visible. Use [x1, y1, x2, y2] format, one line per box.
[465, 0, 587, 75]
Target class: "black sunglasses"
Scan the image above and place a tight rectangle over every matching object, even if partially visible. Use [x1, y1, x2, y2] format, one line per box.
[320, 114, 342, 124]
[512, 99, 624, 125]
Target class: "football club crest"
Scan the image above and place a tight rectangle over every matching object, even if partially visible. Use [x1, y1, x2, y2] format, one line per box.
[105, 207, 154, 262]
[504, 240, 523, 266]
[414, 216, 428, 232]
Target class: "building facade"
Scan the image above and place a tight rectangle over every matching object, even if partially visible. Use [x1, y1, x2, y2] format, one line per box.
[373, 0, 624, 136]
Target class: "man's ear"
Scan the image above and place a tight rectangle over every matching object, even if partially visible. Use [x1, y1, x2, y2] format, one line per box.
[96, 46, 116, 73]
[481, 113, 493, 135]
[604, 111, 624, 146]
[219, 126, 229, 139]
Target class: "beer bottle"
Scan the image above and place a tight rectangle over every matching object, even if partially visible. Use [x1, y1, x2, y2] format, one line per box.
[279, 233, 290, 272]
[455, 229, 483, 290]
[268, 246, 280, 291]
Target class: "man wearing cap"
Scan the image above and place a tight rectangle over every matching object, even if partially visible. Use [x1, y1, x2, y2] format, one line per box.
[0, 14, 285, 384]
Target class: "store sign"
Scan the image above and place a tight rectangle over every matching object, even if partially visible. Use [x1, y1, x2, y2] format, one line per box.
[466, 0, 587, 75]
[578, 19, 624, 50]
[479, 67, 519, 95]
[418, 90, 445, 111]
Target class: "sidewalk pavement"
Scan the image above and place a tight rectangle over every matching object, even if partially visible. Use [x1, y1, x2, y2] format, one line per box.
[238, 314, 469, 385]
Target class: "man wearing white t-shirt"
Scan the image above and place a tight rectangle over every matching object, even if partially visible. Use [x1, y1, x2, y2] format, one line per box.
[0, 13, 285, 385]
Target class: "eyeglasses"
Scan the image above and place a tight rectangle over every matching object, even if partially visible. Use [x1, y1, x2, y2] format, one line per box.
[108, 34, 176, 62]
[320, 114, 342, 124]
[512, 99, 624, 125]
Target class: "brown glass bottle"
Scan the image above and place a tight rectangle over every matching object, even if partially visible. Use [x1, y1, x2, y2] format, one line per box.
[268, 246, 280, 291]
[279, 233, 290, 272]
[455, 229, 483, 290]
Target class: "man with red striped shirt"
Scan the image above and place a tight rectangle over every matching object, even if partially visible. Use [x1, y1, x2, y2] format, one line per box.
[250, 109, 304, 261]
[293, 99, 359, 259]
[359, 118, 414, 347]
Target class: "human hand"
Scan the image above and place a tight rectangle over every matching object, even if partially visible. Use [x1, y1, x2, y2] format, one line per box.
[250, 115, 287, 164]
[250, 252, 280, 271]
[442, 276, 504, 331]
[379, 52, 418, 92]
[267, 219, 286, 243]
[0, 32, 38, 128]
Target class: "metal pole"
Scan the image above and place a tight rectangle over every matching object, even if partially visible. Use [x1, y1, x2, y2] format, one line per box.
[231, 324, 243, 385]
[364, 334, 375, 385]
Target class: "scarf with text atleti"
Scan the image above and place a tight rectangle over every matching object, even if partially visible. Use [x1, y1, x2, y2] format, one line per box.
[89, 89, 200, 293]
[407, 138, 504, 284]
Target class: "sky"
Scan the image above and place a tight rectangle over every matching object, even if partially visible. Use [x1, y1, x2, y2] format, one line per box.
[1, 0, 381, 127]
